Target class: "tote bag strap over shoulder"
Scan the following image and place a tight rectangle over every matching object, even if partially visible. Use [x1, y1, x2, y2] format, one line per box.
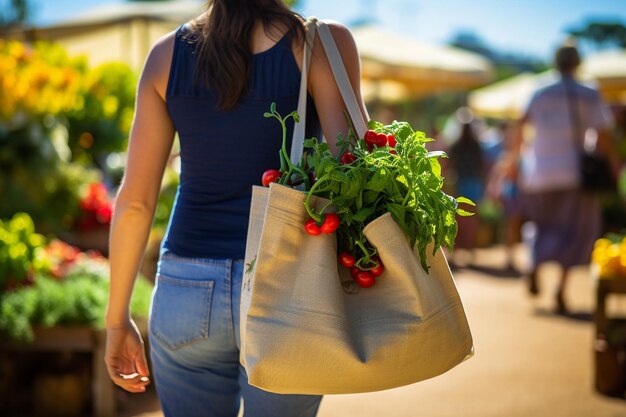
[290, 18, 317, 164]
[290, 18, 368, 165]
[316, 21, 368, 138]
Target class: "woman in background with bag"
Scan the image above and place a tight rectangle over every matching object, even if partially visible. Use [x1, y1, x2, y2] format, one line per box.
[103, 0, 368, 415]
[510, 42, 620, 314]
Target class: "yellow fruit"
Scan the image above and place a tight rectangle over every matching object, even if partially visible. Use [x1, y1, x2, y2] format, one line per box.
[595, 238, 612, 249]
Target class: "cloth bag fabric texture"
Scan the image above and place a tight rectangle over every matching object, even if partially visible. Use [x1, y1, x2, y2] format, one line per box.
[240, 18, 473, 395]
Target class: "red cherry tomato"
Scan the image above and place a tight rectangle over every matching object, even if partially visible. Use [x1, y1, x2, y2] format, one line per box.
[261, 169, 281, 187]
[341, 152, 357, 164]
[304, 218, 321, 235]
[375, 133, 388, 147]
[364, 130, 379, 146]
[386, 134, 396, 147]
[370, 262, 384, 277]
[338, 252, 356, 268]
[350, 266, 361, 279]
[354, 271, 376, 288]
[320, 213, 340, 234]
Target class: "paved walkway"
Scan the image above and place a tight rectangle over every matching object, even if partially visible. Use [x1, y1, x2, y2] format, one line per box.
[121, 245, 626, 417]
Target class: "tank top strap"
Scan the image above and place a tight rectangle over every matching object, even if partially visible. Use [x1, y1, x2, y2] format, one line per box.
[166, 24, 200, 98]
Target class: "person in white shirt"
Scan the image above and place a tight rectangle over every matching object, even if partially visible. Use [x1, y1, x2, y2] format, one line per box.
[510, 42, 620, 314]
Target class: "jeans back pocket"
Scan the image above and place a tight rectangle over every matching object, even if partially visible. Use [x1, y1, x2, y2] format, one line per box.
[150, 273, 215, 350]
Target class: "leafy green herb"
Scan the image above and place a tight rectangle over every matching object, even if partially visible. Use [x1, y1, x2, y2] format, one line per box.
[0, 263, 152, 342]
[267, 104, 474, 272]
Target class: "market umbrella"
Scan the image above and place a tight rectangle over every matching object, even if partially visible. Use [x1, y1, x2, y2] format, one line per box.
[468, 49, 626, 119]
[466, 70, 565, 120]
[351, 25, 494, 102]
[580, 49, 626, 103]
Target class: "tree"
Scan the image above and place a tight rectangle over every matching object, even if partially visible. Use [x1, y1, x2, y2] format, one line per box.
[568, 21, 626, 50]
[0, 0, 34, 27]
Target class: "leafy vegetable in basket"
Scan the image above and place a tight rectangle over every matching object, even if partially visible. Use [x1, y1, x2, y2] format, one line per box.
[262, 104, 474, 286]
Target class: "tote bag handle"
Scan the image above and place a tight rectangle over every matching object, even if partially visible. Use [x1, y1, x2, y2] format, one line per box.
[290, 18, 368, 164]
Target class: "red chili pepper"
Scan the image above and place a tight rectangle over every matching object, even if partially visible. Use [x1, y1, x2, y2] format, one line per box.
[354, 270, 376, 288]
[338, 252, 356, 268]
[386, 134, 396, 147]
[341, 152, 356, 164]
[320, 213, 340, 234]
[304, 218, 322, 235]
[261, 169, 281, 187]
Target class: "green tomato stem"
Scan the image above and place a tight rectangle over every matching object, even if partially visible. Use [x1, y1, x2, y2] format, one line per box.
[304, 172, 331, 223]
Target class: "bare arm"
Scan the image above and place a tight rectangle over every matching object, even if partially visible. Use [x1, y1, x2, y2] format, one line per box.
[308, 21, 369, 156]
[507, 113, 528, 178]
[105, 32, 175, 392]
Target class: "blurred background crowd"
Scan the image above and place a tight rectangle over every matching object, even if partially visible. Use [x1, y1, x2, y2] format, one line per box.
[1, 0, 626, 416]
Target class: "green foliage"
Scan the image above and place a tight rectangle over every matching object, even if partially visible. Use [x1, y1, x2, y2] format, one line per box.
[266, 104, 473, 271]
[153, 166, 180, 229]
[568, 20, 626, 50]
[0, 151, 99, 234]
[0, 264, 153, 343]
[0, 213, 48, 290]
[66, 62, 137, 165]
[306, 120, 471, 270]
[0, 40, 137, 233]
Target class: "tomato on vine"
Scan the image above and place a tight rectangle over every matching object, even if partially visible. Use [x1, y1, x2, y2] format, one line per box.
[354, 270, 376, 288]
[341, 152, 356, 164]
[364, 130, 378, 147]
[375, 133, 388, 147]
[370, 258, 385, 277]
[320, 213, 340, 234]
[261, 169, 281, 187]
[338, 252, 356, 268]
[304, 218, 321, 236]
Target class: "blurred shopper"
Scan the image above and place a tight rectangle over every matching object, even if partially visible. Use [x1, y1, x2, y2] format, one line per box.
[486, 122, 523, 272]
[449, 109, 487, 265]
[510, 42, 620, 314]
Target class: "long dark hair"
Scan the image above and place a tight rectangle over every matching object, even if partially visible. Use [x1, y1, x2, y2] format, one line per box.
[190, 0, 305, 109]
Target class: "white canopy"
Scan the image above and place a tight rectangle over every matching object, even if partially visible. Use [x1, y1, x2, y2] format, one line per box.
[351, 25, 494, 102]
[468, 49, 626, 119]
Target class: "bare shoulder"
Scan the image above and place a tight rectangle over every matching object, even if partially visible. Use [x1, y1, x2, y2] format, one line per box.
[319, 19, 357, 50]
[140, 29, 177, 100]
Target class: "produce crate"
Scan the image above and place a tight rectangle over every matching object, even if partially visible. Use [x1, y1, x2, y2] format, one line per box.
[0, 326, 115, 417]
[594, 275, 626, 398]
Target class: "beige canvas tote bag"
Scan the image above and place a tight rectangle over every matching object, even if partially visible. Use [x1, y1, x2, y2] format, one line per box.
[240, 18, 473, 395]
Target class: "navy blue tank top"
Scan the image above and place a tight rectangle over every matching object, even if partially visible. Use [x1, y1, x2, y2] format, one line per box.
[163, 24, 320, 259]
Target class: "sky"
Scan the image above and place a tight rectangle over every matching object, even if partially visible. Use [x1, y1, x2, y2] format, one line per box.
[16, 0, 626, 60]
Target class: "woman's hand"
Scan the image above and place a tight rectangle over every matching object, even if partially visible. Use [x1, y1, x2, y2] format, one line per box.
[104, 319, 151, 393]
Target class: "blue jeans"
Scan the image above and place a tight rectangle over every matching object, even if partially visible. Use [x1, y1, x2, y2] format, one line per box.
[148, 250, 323, 417]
